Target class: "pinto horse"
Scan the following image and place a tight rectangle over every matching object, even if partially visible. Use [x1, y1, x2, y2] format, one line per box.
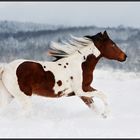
[0, 31, 127, 118]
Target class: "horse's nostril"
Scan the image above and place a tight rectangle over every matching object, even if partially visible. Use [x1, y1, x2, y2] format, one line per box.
[124, 54, 127, 60]
[119, 53, 127, 62]
[123, 54, 127, 61]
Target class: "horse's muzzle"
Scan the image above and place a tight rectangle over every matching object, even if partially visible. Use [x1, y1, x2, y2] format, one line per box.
[119, 54, 127, 62]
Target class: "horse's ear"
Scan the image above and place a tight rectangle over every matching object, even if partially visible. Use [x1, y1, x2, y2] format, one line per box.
[97, 32, 103, 39]
[103, 30, 109, 38]
[90, 32, 103, 42]
[97, 32, 102, 36]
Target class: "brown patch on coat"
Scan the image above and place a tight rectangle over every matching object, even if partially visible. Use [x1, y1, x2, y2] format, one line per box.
[80, 96, 94, 107]
[66, 63, 69, 65]
[64, 66, 66, 68]
[57, 91, 63, 97]
[58, 64, 61, 66]
[81, 54, 100, 92]
[16, 61, 62, 98]
[67, 92, 75, 97]
[57, 80, 62, 86]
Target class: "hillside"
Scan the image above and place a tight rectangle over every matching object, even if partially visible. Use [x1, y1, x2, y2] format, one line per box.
[0, 20, 140, 72]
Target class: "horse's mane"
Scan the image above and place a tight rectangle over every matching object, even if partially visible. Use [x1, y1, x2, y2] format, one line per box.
[47, 35, 93, 61]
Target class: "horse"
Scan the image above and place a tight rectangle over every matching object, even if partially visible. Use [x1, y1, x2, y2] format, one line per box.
[0, 31, 127, 118]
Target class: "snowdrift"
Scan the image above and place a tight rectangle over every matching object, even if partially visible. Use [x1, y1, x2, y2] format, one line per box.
[0, 68, 140, 138]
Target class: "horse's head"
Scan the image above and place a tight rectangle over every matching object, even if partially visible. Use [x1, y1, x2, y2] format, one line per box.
[85, 31, 127, 62]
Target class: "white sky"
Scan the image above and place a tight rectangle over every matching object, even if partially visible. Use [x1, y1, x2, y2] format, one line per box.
[0, 2, 140, 28]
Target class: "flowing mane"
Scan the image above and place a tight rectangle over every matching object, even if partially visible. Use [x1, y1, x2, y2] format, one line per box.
[48, 35, 92, 60]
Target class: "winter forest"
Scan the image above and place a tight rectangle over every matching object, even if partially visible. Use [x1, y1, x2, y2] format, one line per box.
[0, 20, 140, 73]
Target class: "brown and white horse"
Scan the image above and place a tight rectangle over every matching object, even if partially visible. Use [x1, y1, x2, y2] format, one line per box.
[0, 31, 127, 118]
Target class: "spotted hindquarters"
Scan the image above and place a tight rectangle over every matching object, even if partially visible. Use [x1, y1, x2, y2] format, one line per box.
[16, 61, 58, 97]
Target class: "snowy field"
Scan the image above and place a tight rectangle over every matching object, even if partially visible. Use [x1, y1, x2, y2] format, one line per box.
[0, 68, 140, 138]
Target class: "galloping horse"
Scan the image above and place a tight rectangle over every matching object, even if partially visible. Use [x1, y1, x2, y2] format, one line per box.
[0, 31, 127, 118]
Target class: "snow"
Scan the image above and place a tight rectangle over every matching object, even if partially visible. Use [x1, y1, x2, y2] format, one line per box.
[0, 68, 140, 138]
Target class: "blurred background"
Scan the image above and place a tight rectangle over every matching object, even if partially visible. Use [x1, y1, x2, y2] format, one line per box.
[0, 3, 140, 138]
[0, 2, 140, 72]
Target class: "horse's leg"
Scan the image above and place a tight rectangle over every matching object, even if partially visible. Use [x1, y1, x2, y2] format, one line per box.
[80, 96, 94, 108]
[75, 89, 110, 118]
[80, 96, 103, 115]
[6, 88, 32, 117]
[2, 72, 32, 116]
[80, 87, 97, 107]
[0, 80, 13, 109]
[80, 94, 110, 118]
[89, 91, 110, 118]
[80, 96, 97, 112]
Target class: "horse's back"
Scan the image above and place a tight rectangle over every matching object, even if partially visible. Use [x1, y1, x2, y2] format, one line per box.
[2, 59, 73, 98]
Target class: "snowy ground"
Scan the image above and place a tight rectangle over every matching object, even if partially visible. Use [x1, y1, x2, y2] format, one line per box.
[0, 68, 140, 138]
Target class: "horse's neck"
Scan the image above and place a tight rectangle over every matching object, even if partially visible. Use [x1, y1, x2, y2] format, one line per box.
[56, 46, 101, 70]
[68, 46, 98, 63]
[83, 54, 101, 71]
[82, 54, 101, 92]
